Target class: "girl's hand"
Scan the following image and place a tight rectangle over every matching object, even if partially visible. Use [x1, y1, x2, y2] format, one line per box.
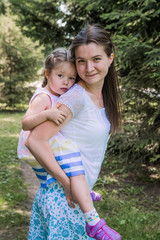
[46, 103, 67, 125]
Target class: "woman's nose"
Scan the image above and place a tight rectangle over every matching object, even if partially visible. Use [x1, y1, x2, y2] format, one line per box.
[86, 61, 93, 72]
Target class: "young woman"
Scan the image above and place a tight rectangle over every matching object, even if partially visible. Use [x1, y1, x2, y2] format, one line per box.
[26, 24, 121, 240]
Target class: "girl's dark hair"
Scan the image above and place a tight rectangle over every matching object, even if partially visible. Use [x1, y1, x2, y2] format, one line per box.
[42, 48, 75, 87]
[70, 24, 121, 133]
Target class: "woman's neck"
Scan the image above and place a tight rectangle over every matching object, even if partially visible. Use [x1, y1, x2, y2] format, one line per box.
[78, 80, 103, 95]
[78, 80, 104, 108]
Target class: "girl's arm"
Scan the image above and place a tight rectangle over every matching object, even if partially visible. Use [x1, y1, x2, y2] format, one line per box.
[22, 94, 66, 131]
[25, 104, 75, 207]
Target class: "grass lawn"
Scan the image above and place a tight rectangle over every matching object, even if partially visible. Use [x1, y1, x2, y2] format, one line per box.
[0, 111, 29, 240]
[94, 159, 160, 240]
[0, 110, 160, 240]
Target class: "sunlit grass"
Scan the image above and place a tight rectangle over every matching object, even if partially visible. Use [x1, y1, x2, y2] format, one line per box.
[0, 110, 160, 240]
[94, 158, 160, 240]
[0, 111, 29, 239]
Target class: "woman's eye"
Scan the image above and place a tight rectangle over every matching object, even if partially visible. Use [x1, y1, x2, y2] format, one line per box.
[77, 59, 85, 64]
[94, 58, 101, 62]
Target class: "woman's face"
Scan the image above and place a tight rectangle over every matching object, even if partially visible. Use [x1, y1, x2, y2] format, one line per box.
[75, 43, 113, 87]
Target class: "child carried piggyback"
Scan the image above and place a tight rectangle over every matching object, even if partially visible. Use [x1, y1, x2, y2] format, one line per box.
[18, 48, 120, 240]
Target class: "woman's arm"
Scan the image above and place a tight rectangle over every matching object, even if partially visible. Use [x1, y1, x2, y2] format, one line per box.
[25, 104, 75, 207]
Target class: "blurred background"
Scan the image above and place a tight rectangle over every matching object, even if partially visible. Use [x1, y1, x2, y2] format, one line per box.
[0, 1, 159, 239]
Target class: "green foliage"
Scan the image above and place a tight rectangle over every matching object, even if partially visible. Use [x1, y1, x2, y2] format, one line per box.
[9, 0, 68, 52]
[0, 0, 6, 14]
[8, 0, 108, 51]
[0, 13, 43, 107]
[0, 111, 29, 237]
[8, 0, 160, 167]
[101, 0, 160, 168]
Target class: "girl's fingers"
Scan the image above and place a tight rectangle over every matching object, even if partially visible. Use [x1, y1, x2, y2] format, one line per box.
[55, 115, 66, 125]
[59, 115, 65, 121]
[55, 120, 60, 125]
[59, 111, 67, 117]
[54, 102, 62, 108]
[57, 115, 66, 123]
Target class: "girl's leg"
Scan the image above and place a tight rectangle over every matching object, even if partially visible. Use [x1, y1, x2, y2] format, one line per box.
[70, 175, 101, 226]
[70, 175, 121, 240]
[70, 175, 93, 213]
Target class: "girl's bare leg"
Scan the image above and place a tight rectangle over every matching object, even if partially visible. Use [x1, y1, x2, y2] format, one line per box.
[70, 175, 94, 213]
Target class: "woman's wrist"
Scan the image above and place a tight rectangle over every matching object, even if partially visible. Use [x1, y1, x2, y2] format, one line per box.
[58, 175, 70, 190]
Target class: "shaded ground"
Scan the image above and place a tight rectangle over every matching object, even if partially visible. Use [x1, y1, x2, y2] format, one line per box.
[20, 161, 39, 210]
[100, 163, 160, 203]
[0, 161, 39, 240]
[1, 161, 159, 240]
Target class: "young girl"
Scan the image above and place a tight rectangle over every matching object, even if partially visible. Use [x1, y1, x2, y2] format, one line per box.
[18, 48, 103, 237]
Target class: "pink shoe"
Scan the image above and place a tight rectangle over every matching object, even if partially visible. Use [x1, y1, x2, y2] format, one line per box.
[86, 219, 121, 240]
[90, 190, 102, 201]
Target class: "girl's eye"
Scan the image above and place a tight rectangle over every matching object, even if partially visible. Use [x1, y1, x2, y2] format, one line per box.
[58, 74, 63, 78]
[69, 77, 75, 81]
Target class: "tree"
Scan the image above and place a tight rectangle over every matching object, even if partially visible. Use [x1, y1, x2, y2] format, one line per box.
[9, 0, 68, 53]
[0, 13, 43, 107]
[8, 0, 160, 167]
[8, 0, 107, 51]
[0, 0, 6, 14]
[100, 0, 160, 168]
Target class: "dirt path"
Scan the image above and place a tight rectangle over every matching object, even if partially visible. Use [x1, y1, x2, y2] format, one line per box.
[0, 162, 39, 240]
[20, 160, 40, 218]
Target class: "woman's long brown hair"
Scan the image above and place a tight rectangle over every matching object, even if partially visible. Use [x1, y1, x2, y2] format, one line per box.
[70, 24, 121, 133]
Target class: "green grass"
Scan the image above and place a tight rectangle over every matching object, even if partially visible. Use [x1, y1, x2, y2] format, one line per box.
[0, 111, 29, 239]
[94, 158, 160, 240]
[0, 111, 160, 240]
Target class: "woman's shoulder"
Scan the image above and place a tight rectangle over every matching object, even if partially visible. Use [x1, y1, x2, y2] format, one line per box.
[59, 83, 85, 100]
[68, 83, 85, 94]
[57, 84, 85, 117]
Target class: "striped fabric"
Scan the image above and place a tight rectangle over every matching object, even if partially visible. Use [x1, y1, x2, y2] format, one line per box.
[18, 130, 85, 188]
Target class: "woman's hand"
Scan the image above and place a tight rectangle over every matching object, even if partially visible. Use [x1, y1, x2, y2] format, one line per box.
[63, 180, 76, 209]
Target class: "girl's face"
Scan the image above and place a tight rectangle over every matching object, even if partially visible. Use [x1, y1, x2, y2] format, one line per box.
[45, 62, 76, 96]
[75, 43, 113, 87]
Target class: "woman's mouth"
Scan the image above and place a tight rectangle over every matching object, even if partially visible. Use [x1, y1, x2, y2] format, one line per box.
[85, 73, 97, 78]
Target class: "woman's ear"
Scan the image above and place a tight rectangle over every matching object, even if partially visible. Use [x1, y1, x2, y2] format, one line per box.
[109, 53, 114, 65]
[45, 69, 49, 80]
